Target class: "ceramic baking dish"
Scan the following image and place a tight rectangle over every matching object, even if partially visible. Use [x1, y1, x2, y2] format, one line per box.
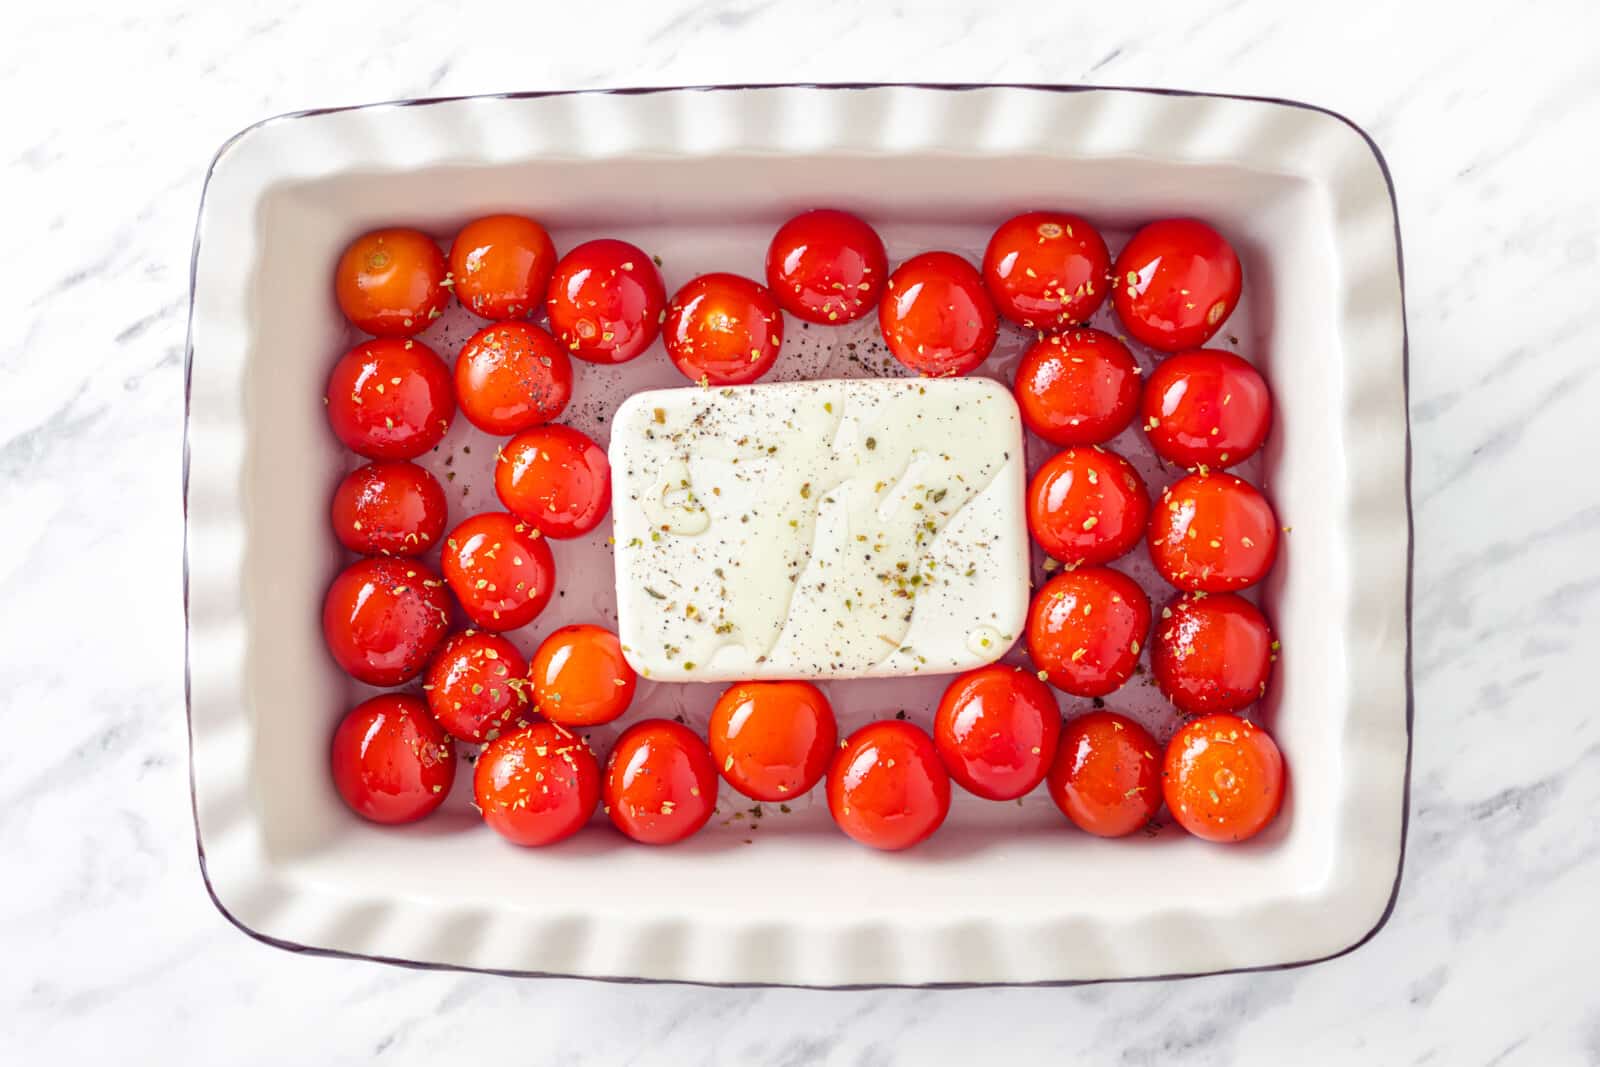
[184, 84, 1411, 986]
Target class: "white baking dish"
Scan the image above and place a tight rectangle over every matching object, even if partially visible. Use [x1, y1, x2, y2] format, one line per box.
[184, 84, 1411, 986]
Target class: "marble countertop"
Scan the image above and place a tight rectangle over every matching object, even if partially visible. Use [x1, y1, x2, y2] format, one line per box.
[6, 1, 1598, 1063]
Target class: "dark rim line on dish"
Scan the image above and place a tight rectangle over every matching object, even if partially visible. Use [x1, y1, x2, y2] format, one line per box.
[181, 81, 1413, 990]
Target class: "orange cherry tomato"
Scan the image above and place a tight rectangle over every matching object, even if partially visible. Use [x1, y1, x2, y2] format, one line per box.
[878, 251, 999, 377]
[826, 721, 951, 851]
[1152, 593, 1275, 714]
[424, 630, 530, 743]
[454, 322, 573, 435]
[325, 338, 455, 460]
[1012, 328, 1141, 446]
[1140, 349, 1271, 470]
[330, 694, 455, 824]
[546, 239, 666, 364]
[707, 681, 837, 802]
[1026, 568, 1150, 697]
[494, 425, 610, 539]
[933, 665, 1061, 801]
[1112, 219, 1242, 352]
[448, 214, 557, 321]
[1026, 446, 1150, 566]
[322, 557, 450, 686]
[475, 722, 600, 846]
[982, 211, 1111, 330]
[664, 272, 784, 385]
[440, 512, 555, 631]
[765, 208, 888, 324]
[1047, 710, 1162, 837]
[603, 719, 718, 845]
[334, 227, 448, 337]
[1147, 472, 1278, 592]
[1163, 713, 1285, 843]
[530, 624, 636, 727]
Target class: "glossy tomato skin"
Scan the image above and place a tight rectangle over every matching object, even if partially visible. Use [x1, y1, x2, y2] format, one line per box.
[1026, 446, 1150, 565]
[664, 272, 784, 385]
[424, 630, 530, 743]
[475, 722, 600, 846]
[454, 322, 573, 435]
[982, 212, 1111, 330]
[1153, 593, 1274, 714]
[440, 512, 555, 631]
[326, 338, 455, 460]
[1148, 473, 1279, 592]
[766, 209, 888, 324]
[1112, 219, 1242, 352]
[448, 214, 557, 321]
[1163, 713, 1285, 843]
[933, 665, 1062, 801]
[330, 694, 455, 824]
[494, 425, 610, 539]
[334, 228, 448, 337]
[331, 460, 447, 557]
[1013, 329, 1141, 446]
[322, 557, 450, 686]
[879, 252, 999, 377]
[1027, 568, 1151, 697]
[546, 239, 665, 364]
[530, 624, 636, 727]
[1048, 710, 1162, 837]
[1141, 350, 1271, 469]
[603, 719, 718, 845]
[708, 681, 837, 802]
[827, 721, 951, 851]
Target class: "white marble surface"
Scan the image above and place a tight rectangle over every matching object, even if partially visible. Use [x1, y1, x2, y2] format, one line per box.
[4, 0, 1598, 1062]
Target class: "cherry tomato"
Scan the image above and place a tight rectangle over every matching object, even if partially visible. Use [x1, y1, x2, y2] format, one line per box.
[1163, 713, 1285, 843]
[933, 665, 1061, 801]
[827, 721, 951, 851]
[331, 460, 447, 557]
[1148, 473, 1278, 592]
[1153, 593, 1274, 714]
[440, 512, 555, 631]
[982, 211, 1111, 330]
[530, 624, 636, 727]
[334, 228, 448, 337]
[322, 557, 450, 686]
[1026, 446, 1150, 565]
[325, 338, 454, 460]
[1027, 568, 1150, 697]
[663, 272, 784, 385]
[603, 719, 718, 845]
[1112, 219, 1242, 352]
[424, 630, 530, 742]
[708, 681, 837, 802]
[330, 694, 455, 824]
[448, 214, 557, 321]
[1047, 710, 1162, 837]
[1141, 349, 1271, 469]
[454, 322, 573, 435]
[475, 722, 600, 846]
[546, 239, 665, 364]
[1013, 329, 1141, 446]
[765, 209, 888, 325]
[878, 251, 999, 377]
[494, 425, 610, 539]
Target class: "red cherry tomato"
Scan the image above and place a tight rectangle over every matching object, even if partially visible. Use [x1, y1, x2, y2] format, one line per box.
[546, 239, 665, 364]
[1027, 568, 1150, 697]
[878, 251, 999, 377]
[933, 665, 1061, 801]
[440, 512, 555, 631]
[603, 719, 718, 845]
[1141, 350, 1271, 469]
[1013, 329, 1141, 446]
[982, 211, 1111, 330]
[494, 425, 610, 539]
[331, 460, 447, 557]
[334, 228, 448, 337]
[454, 322, 573, 435]
[322, 557, 450, 686]
[424, 630, 531, 742]
[330, 694, 455, 824]
[765, 209, 888, 325]
[1153, 593, 1274, 714]
[448, 214, 557, 321]
[1047, 710, 1162, 837]
[1026, 446, 1150, 565]
[325, 338, 454, 460]
[1148, 473, 1278, 592]
[827, 721, 951, 851]
[663, 272, 784, 385]
[1112, 219, 1242, 352]
[707, 681, 837, 802]
[475, 722, 600, 846]
[530, 624, 636, 727]
[1163, 713, 1285, 843]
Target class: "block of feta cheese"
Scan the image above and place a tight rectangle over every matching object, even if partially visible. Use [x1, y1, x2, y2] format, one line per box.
[609, 377, 1029, 682]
